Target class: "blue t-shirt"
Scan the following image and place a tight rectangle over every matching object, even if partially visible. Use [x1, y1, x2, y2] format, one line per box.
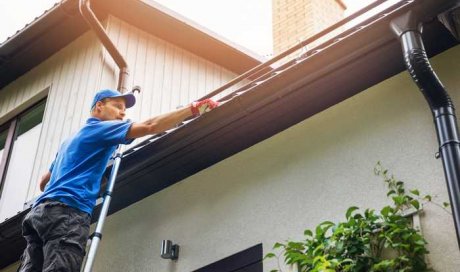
[34, 117, 134, 214]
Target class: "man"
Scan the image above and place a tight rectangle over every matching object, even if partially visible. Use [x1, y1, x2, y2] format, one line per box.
[18, 89, 218, 272]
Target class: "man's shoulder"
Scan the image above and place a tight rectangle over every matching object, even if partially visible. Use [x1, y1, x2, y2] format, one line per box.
[80, 118, 132, 144]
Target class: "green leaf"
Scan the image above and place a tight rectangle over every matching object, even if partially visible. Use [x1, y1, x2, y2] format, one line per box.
[410, 199, 420, 210]
[392, 195, 405, 205]
[424, 195, 432, 201]
[443, 202, 450, 208]
[387, 190, 396, 197]
[341, 258, 354, 264]
[312, 244, 325, 256]
[264, 253, 276, 259]
[410, 189, 420, 196]
[381, 206, 392, 217]
[316, 221, 335, 237]
[304, 229, 313, 237]
[287, 241, 304, 250]
[346, 206, 359, 219]
[273, 242, 284, 249]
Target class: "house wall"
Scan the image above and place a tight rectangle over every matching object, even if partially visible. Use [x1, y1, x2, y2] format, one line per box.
[71, 44, 460, 272]
[0, 15, 239, 223]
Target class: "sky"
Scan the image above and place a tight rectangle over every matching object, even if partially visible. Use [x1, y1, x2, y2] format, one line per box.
[0, 0, 375, 57]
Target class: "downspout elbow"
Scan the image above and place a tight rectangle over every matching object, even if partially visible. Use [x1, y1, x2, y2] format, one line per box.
[401, 31, 453, 110]
[78, 0, 129, 92]
[391, 11, 452, 111]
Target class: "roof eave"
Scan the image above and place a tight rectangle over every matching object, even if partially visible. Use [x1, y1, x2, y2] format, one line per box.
[0, 0, 95, 89]
[0, 0, 262, 90]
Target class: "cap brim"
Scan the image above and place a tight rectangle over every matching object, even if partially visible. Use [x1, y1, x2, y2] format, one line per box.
[116, 93, 136, 108]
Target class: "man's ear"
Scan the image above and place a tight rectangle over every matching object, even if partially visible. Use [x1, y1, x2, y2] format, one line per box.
[95, 101, 105, 112]
[91, 101, 101, 115]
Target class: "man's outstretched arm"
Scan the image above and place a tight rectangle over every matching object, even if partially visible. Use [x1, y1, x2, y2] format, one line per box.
[127, 99, 218, 139]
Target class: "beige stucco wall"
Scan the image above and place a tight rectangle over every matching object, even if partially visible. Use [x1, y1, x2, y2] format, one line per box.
[74, 44, 460, 271]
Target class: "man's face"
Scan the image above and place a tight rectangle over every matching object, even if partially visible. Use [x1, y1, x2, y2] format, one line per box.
[94, 97, 126, 121]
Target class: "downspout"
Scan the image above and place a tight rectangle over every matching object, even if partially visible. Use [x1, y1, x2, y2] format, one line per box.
[78, 0, 129, 93]
[391, 11, 460, 248]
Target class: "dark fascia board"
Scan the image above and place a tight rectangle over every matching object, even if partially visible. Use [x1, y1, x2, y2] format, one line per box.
[0, 209, 29, 267]
[0, 0, 459, 269]
[0, 0, 262, 89]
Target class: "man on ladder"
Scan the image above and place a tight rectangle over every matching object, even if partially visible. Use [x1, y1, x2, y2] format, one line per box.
[17, 89, 218, 272]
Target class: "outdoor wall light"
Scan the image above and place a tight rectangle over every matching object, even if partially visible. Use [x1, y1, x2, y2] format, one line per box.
[161, 240, 179, 260]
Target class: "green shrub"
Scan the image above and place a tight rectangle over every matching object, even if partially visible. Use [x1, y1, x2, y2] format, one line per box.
[265, 163, 447, 272]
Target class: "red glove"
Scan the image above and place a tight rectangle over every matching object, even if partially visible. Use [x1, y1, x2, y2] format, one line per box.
[191, 99, 219, 116]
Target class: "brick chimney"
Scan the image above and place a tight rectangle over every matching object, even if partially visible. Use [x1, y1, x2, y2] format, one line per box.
[272, 0, 346, 55]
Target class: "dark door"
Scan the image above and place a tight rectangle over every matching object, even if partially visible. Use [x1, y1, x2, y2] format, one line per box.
[193, 244, 263, 272]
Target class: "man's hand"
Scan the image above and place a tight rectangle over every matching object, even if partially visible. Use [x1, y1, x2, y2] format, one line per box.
[191, 99, 219, 117]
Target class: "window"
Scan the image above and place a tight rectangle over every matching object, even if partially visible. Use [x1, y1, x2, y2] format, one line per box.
[193, 244, 263, 272]
[0, 99, 46, 222]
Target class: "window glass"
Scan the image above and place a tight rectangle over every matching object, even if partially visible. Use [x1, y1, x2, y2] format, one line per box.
[194, 244, 263, 272]
[16, 101, 46, 137]
[0, 100, 46, 222]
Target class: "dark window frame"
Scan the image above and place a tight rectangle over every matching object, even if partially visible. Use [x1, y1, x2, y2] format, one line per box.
[0, 98, 47, 199]
[0, 119, 18, 195]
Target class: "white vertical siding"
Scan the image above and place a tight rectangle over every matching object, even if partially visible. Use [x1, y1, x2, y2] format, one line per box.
[105, 16, 242, 146]
[0, 15, 241, 218]
[28, 34, 108, 204]
[0, 31, 109, 216]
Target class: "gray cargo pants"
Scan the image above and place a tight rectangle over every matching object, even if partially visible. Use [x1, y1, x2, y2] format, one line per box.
[17, 200, 91, 272]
